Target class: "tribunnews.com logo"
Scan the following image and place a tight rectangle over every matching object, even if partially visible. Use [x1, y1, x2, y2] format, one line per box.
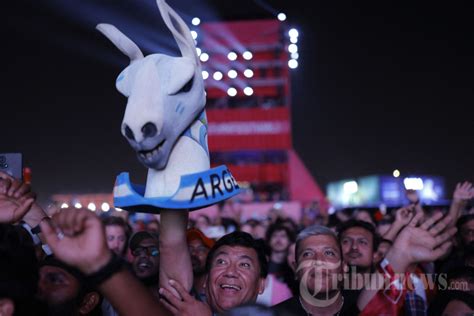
[296, 259, 469, 308]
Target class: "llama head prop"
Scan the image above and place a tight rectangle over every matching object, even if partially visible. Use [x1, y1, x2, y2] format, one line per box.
[98, 0, 240, 212]
[97, 0, 206, 171]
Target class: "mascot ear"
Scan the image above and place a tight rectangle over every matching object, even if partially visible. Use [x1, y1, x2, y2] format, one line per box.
[166, 57, 195, 95]
[156, 0, 199, 64]
[96, 23, 144, 63]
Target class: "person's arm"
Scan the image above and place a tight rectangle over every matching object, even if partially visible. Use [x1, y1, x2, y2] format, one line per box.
[447, 181, 473, 228]
[159, 210, 193, 296]
[40, 208, 170, 316]
[357, 211, 457, 311]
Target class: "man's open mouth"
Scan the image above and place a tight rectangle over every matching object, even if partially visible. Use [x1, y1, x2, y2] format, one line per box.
[220, 284, 241, 291]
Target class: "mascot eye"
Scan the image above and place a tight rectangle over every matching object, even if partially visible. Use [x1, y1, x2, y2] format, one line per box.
[178, 76, 194, 94]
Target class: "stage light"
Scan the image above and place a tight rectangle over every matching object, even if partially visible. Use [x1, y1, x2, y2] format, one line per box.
[228, 69, 237, 79]
[192, 17, 200, 26]
[244, 69, 254, 78]
[115, 207, 123, 212]
[199, 53, 209, 62]
[277, 13, 287, 21]
[202, 70, 209, 80]
[403, 178, 424, 190]
[196, 47, 201, 56]
[289, 28, 299, 38]
[288, 44, 298, 53]
[288, 59, 298, 69]
[291, 52, 299, 59]
[242, 51, 253, 60]
[290, 36, 298, 44]
[87, 202, 96, 211]
[343, 181, 358, 194]
[213, 71, 223, 81]
[227, 52, 237, 61]
[243, 87, 254, 96]
[101, 202, 110, 212]
[190, 30, 198, 40]
[393, 169, 400, 178]
[227, 87, 237, 97]
[60, 203, 69, 209]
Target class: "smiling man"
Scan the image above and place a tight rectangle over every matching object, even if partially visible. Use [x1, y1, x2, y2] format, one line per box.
[203, 232, 267, 313]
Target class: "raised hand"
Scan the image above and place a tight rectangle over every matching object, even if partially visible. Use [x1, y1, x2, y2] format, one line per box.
[405, 189, 420, 205]
[394, 205, 415, 227]
[453, 181, 474, 203]
[159, 279, 212, 316]
[40, 208, 112, 274]
[0, 171, 34, 199]
[0, 194, 34, 224]
[0, 172, 35, 223]
[388, 212, 457, 272]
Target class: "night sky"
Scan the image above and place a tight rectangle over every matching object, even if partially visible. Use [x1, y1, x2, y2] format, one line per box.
[2, 0, 473, 205]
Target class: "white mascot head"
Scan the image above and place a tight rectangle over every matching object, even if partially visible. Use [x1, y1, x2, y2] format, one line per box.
[97, 0, 211, 198]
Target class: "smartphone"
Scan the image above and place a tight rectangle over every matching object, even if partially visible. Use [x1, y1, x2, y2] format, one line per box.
[0, 153, 23, 180]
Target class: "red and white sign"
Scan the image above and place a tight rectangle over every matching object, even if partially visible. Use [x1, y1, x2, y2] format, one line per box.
[207, 108, 292, 151]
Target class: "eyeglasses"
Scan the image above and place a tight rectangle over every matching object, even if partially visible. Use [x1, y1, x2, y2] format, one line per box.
[132, 246, 159, 257]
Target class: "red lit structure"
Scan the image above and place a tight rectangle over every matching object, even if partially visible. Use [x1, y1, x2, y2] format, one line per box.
[198, 19, 328, 210]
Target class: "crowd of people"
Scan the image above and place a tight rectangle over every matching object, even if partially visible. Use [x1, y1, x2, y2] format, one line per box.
[0, 170, 473, 316]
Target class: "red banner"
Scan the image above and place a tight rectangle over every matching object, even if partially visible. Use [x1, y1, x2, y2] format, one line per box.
[207, 108, 292, 151]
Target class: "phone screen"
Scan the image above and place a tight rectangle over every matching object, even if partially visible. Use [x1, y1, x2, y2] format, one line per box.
[0, 153, 23, 180]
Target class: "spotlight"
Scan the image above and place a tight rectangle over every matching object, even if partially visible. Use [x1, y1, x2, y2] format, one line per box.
[288, 59, 298, 69]
[101, 202, 110, 212]
[115, 207, 123, 212]
[192, 17, 201, 26]
[74, 202, 82, 209]
[290, 36, 298, 44]
[289, 28, 299, 38]
[196, 47, 202, 56]
[202, 70, 209, 80]
[291, 52, 299, 59]
[228, 69, 238, 79]
[277, 13, 287, 21]
[244, 69, 254, 78]
[190, 30, 198, 40]
[87, 202, 96, 211]
[288, 44, 298, 53]
[243, 87, 254, 96]
[213, 71, 223, 81]
[60, 203, 69, 209]
[393, 169, 400, 178]
[227, 87, 237, 97]
[242, 51, 253, 60]
[227, 52, 237, 61]
[199, 53, 209, 62]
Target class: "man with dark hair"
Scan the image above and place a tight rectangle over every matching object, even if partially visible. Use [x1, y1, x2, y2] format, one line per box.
[201, 231, 267, 312]
[265, 223, 295, 279]
[129, 231, 160, 298]
[0, 223, 43, 316]
[337, 219, 380, 275]
[101, 216, 131, 258]
[37, 255, 102, 316]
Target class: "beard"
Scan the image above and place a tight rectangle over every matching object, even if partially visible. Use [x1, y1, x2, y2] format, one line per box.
[140, 273, 159, 287]
[45, 298, 80, 316]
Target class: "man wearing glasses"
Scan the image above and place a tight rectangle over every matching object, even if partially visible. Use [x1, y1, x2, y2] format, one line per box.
[129, 231, 161, 299]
